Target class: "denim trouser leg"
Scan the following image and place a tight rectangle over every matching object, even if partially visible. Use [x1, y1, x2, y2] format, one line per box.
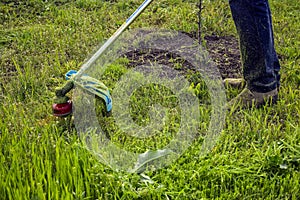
[229, 0, 280, 92]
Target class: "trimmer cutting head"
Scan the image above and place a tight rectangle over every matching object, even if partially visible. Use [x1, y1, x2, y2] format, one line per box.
[52, 100, 73, 117]
[52, 70, 112, 117]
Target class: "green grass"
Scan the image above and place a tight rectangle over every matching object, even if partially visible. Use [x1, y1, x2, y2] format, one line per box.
[0, 0, 299, 199]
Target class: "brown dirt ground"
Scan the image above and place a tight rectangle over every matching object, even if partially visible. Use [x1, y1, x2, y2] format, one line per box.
[124, 33, 243, 80]
[204, 34, 242, 79]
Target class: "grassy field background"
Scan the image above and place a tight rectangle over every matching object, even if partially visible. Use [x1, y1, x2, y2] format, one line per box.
[0, 0, 299, 199]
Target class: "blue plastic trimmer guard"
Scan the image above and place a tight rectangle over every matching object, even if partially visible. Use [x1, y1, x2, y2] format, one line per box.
[66, 70, 112, 112]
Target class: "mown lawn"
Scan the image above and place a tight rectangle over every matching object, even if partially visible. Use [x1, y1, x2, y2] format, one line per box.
[0, 0, 299, 199]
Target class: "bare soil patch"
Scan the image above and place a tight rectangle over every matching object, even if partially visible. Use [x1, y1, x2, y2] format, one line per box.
[124, 33, 242, 80]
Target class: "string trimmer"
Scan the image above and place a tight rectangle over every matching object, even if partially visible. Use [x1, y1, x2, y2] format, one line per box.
[52, 0, 154, 117]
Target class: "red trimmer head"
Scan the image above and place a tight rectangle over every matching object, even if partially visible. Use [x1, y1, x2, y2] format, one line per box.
[52, 100, 73, 117]
[52, 81, 74, 117]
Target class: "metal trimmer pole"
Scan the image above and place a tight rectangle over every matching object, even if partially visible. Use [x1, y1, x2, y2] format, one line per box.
[76, 0, 154, 78]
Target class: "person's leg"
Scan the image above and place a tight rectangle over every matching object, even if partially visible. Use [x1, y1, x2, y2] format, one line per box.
[267, 3, 281, 89]
[229, 0, 280, 93]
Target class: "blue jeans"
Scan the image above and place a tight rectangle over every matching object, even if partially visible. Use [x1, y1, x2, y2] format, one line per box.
[229, 0, 280, 93]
